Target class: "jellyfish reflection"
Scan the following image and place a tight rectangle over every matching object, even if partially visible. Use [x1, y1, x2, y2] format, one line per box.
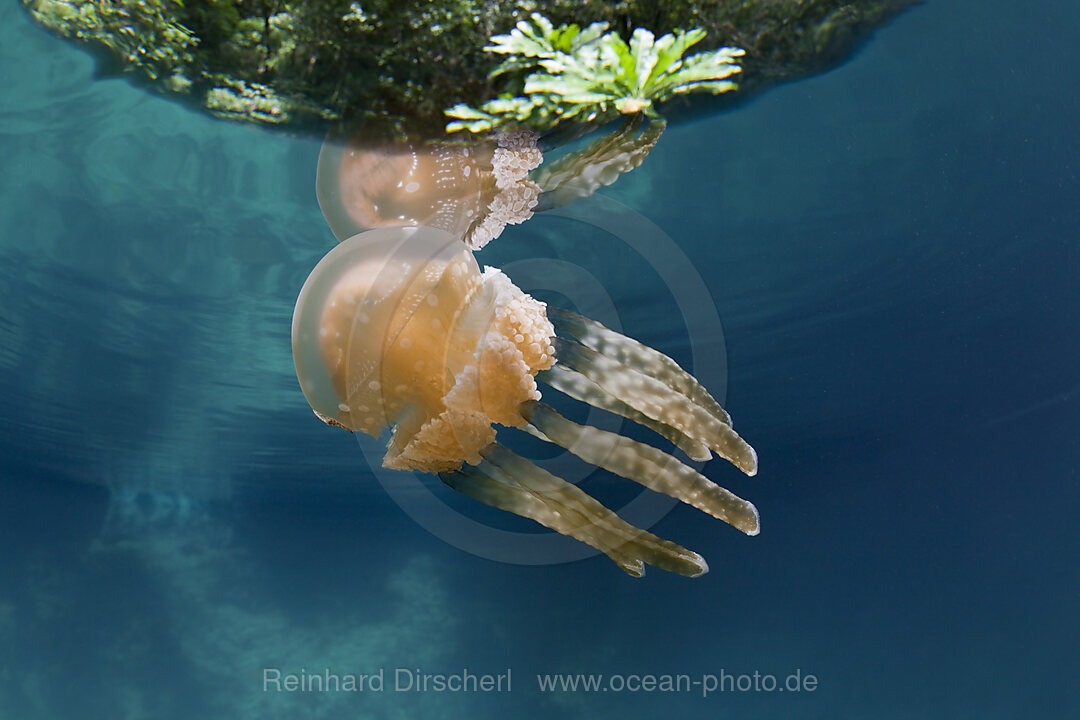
[317, 130, 542, 250]
[316, 118, 666, 250]
[292, 226, 757, 577]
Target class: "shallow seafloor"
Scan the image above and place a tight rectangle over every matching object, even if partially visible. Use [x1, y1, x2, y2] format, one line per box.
[1, 1, 1078, 718]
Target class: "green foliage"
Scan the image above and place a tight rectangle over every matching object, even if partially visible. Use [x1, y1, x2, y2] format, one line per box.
[23, 0, 198, 84]
[486, 13, 610, 78]
[20, 0, 916, 137]
[445, 13, 745, 134]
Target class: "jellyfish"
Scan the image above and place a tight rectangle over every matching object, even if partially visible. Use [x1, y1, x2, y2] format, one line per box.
[292, 225, 758, 577]
[316, 129, 543, 250]
[316, 121, 667, 251]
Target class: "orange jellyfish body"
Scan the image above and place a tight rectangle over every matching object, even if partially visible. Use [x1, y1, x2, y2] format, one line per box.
[293, 226, 759, 577]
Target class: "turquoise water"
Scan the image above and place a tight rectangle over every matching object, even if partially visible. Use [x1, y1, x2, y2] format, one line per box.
[2, 1, 1078, 718]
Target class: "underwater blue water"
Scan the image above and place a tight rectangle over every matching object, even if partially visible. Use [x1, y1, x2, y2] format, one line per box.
[2, 1, 1078, 718]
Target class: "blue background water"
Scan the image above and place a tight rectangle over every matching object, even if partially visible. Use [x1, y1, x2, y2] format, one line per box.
[2, 1, 1078, 718]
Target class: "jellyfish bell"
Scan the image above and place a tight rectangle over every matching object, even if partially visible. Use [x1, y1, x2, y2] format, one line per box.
[292, 225, 760, 577]
[316, 130, 543, 250]
[293, 225, 555, 472]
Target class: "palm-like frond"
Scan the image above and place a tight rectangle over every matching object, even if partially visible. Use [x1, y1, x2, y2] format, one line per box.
[488, 13, 609, 78]
[445, 14, 744, 134]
